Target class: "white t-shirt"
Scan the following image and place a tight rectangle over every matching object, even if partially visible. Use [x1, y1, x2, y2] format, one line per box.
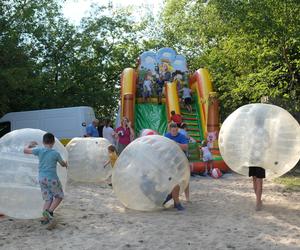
[182, 87, 191, 98]
[103, 126, 115, 145]
[143, 80, 152, 91]
[201, 146, 211, 157]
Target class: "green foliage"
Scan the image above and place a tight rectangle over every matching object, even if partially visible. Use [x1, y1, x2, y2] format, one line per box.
[275, 172, 300, 192]
[162, 0, 300, 119]
[0, 1, 142, 119]
[1, 0, 299, 123]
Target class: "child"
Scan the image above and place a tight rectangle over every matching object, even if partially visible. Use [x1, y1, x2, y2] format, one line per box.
[249, 167, 265, 211]
[104, 145, 118, 168]
[24, 133, 67, 226]
[173, 71, 183, 92]
[170, 110, 183, 128]
[179, 86, 192, 113]
[201, 140, 213, 175]
[104, 145, 118, 186]
[143, 76, 152, 102]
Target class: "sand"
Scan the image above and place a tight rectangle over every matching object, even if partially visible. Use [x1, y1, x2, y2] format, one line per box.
[0, 174, 299, 250]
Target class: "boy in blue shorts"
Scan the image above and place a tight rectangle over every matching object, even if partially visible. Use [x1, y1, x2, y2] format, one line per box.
[24, 132, 67, 225]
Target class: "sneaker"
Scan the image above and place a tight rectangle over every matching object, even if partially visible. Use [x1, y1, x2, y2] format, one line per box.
[163, 194, 172, 205]
[202, 171, 208, 177]
[174, 203, 185, 211]
[42, 210, 54, 221]
[41, 219, 50, 225]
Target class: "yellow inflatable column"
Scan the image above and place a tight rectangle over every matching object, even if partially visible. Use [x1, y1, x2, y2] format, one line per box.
[165, 82, 180, 120]
[121, 68, 137, 127]
[197, 69, 213, 127]
[190, 68, 213, 136]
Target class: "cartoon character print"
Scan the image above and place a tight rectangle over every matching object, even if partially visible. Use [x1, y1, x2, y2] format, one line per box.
[159, 61, 173, 83]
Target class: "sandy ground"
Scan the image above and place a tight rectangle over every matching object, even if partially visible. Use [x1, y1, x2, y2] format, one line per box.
[0, 174, 299, 250]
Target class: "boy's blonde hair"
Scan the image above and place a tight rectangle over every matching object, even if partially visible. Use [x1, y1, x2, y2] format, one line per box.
[108, 145, 117, 152]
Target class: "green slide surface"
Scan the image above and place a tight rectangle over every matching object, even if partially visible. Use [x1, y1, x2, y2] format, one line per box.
[135, 103, 168, 136]
[193, 94, 205, 141]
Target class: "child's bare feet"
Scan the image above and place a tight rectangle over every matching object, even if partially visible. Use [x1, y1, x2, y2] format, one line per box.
[255, 201, 263, 211]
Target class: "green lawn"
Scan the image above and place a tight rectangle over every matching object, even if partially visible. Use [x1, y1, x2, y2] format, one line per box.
[274, 170, 300, 192]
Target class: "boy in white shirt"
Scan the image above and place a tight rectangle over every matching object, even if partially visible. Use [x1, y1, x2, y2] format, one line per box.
[179, 86, 192, 112]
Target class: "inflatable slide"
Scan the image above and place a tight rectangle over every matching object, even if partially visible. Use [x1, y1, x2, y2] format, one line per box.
[120, 48, 229, 173]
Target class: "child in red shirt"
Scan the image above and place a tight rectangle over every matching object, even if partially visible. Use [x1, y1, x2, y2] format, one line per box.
[170, 110, 182, 128]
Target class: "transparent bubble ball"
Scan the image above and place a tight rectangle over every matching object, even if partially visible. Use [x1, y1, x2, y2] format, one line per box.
[112, 135, 190, 211]
[0, 128, 67, 219]
[219, 104, 300, 178]
[66, 137, 112, 183]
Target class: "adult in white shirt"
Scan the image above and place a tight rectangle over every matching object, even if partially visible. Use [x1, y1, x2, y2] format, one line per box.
[103, 119, 116, 145]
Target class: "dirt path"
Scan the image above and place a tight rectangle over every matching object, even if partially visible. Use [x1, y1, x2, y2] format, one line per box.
[1, 174, 299, 250]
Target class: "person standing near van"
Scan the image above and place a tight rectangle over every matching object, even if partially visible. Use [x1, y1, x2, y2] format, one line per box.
[103, 119, 116, 145]
[115, 117, 134, 154]
[86, 119, 99, 137]
[97, 120, 104, 137]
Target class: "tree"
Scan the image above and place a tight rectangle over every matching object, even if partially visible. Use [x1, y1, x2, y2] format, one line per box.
[0, 1, 144, 119]
[162, 0, 300, 119]
[0, 0, 65, 115]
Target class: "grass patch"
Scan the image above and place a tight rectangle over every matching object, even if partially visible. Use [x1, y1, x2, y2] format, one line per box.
[274, 172, 300, 192]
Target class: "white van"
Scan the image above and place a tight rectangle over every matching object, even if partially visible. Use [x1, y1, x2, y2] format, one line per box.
[0, 106, 96, 143]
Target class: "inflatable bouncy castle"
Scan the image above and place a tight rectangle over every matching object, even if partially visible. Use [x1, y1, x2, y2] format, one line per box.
[119, 48, 229, 173]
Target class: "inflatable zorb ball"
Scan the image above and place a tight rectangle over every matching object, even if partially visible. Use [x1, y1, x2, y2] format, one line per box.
[0, 128, 67, 219]
[66, 138, 112, 183]
[140, 129, 158, 137]
[112, 135, 190, 211]
[219, 104, 300, 178]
